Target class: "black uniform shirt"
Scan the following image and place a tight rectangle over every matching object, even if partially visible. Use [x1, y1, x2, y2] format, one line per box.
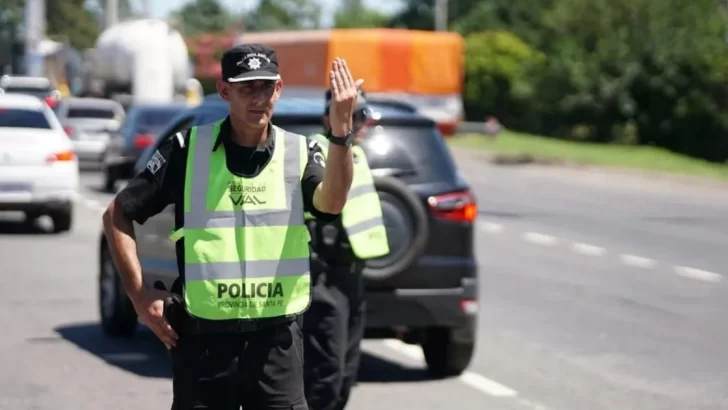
[115, 117, 337, 328]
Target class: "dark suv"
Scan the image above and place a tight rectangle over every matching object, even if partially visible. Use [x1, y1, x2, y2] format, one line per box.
[97, 96, 479, 377]
[101, 103, 187, 192]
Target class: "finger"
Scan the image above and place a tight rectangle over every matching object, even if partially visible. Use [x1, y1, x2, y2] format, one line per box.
[340, 59, 354, 91]
[330, 59, 340, 96]
[165, 322, 179, 340]
[330, 70, 339, 97]
[160, 318, 178, 342]
[159, 329, 176, 348]
[333, 60, 347, 100]
[151, 324, 175, 347]
[354, 79, 365, 90]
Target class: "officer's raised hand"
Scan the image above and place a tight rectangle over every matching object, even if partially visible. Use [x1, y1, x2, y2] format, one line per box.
[328, 57, 365, 137]
[132, 288, 179, 349]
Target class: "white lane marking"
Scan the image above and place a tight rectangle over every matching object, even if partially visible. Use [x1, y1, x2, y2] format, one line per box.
[478, 221, 504, 233]
[570, 242, 606, 256]
[381, 339, 521, 398]
[523, 232, 558, 246]
[619, 254, 656, 268]
[460, 372, 518, 398]
[674, 266, 722, 283]
[518, 397, 551, 410]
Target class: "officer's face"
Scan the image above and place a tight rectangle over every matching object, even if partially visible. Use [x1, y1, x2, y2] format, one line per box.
[218, 79, 282, 129]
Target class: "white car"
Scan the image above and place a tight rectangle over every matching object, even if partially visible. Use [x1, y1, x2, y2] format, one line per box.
[0, 93, 79, 232]
[55, 98, 125, 164]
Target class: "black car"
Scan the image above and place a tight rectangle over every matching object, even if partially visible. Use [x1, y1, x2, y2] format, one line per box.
[98, 96, 479, 377]
[101, 103, 187, 192]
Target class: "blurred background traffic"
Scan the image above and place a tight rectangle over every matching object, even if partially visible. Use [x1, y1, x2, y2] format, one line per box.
[1, 1, 728, 410]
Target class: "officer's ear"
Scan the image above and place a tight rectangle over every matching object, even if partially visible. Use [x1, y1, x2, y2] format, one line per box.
[273, 79, 283, 101]
[217, 79, 231, 102]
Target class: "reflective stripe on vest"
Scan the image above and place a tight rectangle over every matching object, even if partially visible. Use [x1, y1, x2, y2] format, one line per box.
[305, 133, 390, 260]
[173, 121, 311, 321]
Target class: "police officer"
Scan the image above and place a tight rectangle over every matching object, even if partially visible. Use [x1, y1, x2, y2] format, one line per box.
[101, 44, 364, 409]
[303, 89, 390, 410]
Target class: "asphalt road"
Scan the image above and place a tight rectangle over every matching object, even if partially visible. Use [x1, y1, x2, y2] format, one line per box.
[1, 160, 727, 410]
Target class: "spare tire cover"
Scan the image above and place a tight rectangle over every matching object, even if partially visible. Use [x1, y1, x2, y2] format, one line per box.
[362, 176, 429, 281]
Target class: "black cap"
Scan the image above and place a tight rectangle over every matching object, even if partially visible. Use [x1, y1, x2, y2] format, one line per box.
[221, 44, 280, 83]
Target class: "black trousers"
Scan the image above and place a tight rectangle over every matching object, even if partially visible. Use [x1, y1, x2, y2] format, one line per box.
[165, 298, 308, 410]
[303, 262, 366, 410]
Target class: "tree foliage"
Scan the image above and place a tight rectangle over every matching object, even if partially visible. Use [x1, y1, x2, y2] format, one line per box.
[171, 0, 233, 35]
[46, 0, 101, 50]
[334, 0, 388, 29]
[245, 0, 322, 31]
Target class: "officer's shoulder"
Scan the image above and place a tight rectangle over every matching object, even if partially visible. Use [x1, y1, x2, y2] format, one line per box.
[159, 129, 191, 151]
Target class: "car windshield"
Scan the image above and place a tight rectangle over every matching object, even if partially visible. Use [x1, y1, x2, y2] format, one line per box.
[67, 107, 117, 119]
[0, 108, 51, 129]
[2, 87, 50, 98]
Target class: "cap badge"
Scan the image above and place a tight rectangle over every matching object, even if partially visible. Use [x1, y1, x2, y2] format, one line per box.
[237, 52, 270, 70]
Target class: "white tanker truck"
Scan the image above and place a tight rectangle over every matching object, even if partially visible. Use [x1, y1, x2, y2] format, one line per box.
[83, 19, 193, 106]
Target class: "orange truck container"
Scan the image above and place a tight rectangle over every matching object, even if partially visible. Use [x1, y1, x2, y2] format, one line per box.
[236, 29, 464, 136]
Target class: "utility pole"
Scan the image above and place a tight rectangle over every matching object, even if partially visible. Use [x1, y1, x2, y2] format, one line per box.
[24, 0, 45, 76]
[140, 0, 150, 18]
[434, 0, 448, 31]
[105, 0, 118, 29]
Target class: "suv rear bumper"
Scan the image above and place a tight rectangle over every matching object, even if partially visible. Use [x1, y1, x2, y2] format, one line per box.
[365, 277, 478, 329]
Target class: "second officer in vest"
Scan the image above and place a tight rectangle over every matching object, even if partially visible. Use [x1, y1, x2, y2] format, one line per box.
[102, 44, 363, 409]
[303, 89, 390, 410]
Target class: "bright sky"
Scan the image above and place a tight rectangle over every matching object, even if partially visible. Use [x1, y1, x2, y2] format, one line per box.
[143, 0, 403, 27]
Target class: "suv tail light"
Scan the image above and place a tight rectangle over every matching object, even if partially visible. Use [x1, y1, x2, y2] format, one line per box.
[133, 133, 154, 149]
[437, 121, 458, 137]
[47, 150, 75, 163]
[427, 190, 477, 222]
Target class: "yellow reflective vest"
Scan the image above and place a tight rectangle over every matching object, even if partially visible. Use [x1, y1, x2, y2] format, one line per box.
[169, 121, 311, 320]
[305, 133, 390, 260]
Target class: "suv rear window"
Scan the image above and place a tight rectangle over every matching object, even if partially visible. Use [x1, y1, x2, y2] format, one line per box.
[0, 109, 51, 129]
[67, 107, 117, 119]
[361, 124, 459, 184]
[138, 109, 182, 129]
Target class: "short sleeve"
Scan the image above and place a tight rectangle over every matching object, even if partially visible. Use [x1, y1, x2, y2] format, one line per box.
[114, 131, 187, 224]
[301, 137, 339, 222]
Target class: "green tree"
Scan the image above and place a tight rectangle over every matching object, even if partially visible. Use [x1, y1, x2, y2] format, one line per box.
[46, 0, 101, 50]
[535, 0, 728, 159]
[452, 0, 555, 46]
[171, 0, 233, 35]
[246, 0, 322, 31]
[388, 0, 481, 30]
[334, 0, 388, 28]
[463, 31, 544, 127]
[0, 0, 24, 70]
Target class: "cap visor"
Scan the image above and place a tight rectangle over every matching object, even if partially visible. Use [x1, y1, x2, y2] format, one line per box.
[227, 71, 281, 82]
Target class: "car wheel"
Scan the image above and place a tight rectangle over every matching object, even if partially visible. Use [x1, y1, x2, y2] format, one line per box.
[361, 176, 429, 281]
[50, 206, 73, 233]
[421, 327, 475, 377]
[99, 243, 138, 337]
